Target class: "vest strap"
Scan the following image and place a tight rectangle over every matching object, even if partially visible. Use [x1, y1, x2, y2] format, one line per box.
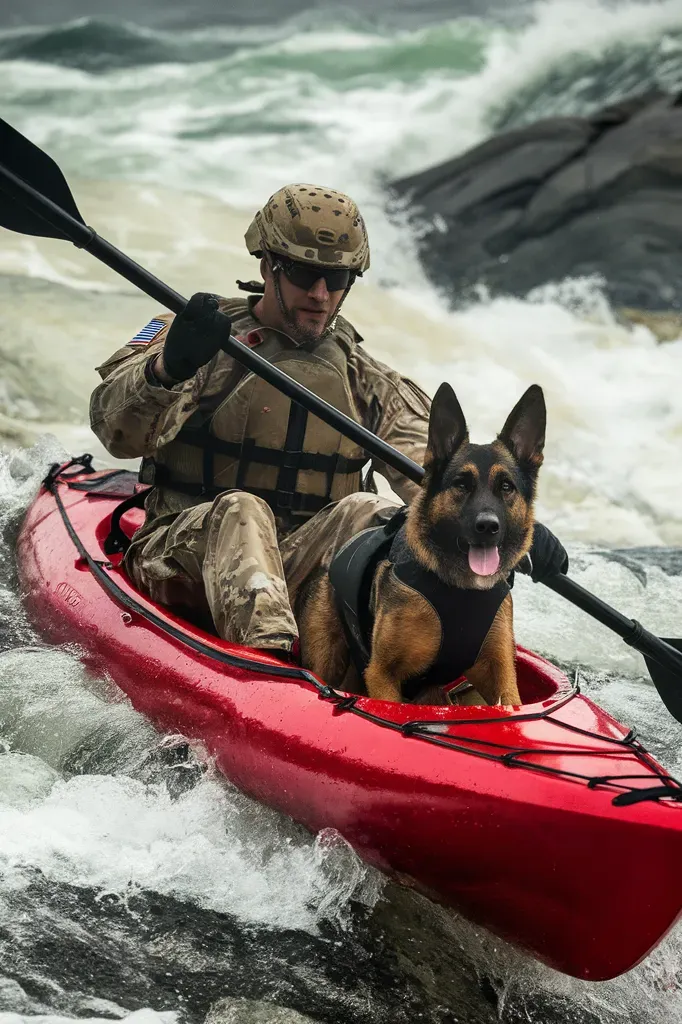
[276, 401, 309, 509]
[137, 458, 335, 516]
[175, 424, 367, 475]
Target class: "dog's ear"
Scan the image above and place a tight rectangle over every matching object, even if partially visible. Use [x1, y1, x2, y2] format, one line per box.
[425, 382, 469, 468]
[497, 384, 546, 469]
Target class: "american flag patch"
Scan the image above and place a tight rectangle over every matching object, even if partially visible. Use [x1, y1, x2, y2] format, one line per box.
[128, 318, 166, 346]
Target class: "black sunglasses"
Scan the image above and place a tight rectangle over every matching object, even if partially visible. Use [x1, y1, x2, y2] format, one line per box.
[271, 253, 353, 293]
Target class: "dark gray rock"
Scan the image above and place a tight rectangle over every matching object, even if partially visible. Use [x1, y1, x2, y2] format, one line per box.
[391, 91, 682, 310]
[0, 872, 612, 1024]
[0, 873, 499, 1024]
[599, 547, 682, 579]
[206, 997, 319, 1024]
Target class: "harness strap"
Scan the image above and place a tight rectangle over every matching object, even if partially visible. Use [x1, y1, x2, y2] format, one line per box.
[202, 432, 215, 498]
[329, 507, 408, 673]
[330, 515, 510, 698]
[235, 437, 253, 492]
[390, 526, 510, 692]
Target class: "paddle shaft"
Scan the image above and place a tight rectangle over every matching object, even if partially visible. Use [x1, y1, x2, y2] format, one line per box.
[2, 153, 682, 685]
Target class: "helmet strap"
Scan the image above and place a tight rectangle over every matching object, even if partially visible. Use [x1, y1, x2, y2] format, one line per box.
[321, 277, 355, 337]
[264, 250, 355, 343]
[269, 257, 288, 320]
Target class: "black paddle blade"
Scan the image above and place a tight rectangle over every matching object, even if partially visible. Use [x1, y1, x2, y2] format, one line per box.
[0, 117, 84, 238]
[644, 638, 682, 724]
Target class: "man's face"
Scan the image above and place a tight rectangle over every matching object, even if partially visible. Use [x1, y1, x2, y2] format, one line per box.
[258, 257, 349, 345]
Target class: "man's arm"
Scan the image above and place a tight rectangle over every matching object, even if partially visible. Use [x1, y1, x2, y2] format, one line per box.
[90, 295, 234, 459]
[89, 318, 192, 459]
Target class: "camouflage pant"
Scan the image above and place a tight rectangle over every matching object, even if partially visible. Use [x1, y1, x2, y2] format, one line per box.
[126, 490, 398, 651]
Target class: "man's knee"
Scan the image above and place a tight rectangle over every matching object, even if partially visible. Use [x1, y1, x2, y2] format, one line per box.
[209, 489, 276, 526]
[335, 492, 386, 511]
[332, 492, 399, 523]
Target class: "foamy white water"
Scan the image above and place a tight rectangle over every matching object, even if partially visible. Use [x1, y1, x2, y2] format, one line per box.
[0, 1007, 175, 1024]
[0, 627, 381, 934]
[0, 760, 381, 931]
[0, 1013, 176, 1024]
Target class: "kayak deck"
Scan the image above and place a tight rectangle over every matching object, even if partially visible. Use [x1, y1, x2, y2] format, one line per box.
[16, 461, 682, 981]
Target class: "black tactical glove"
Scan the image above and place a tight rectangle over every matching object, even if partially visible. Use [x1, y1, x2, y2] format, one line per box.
[516, 522, 569, 583]
[162, 292, 233, 382]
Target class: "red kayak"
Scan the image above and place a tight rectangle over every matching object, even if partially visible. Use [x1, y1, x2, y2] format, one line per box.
[16, 457, 682, 982]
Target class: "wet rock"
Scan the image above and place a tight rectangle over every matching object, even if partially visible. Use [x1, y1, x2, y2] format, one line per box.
[617, 308, 682, 343]
[0, 875, 498, 1024]
[1, 842, 672, 1024]
[0, 977, 44, 1014]
[391, 90, 682, 311]
[599, 547, 682, 579]
[206, 995, 318, 1023]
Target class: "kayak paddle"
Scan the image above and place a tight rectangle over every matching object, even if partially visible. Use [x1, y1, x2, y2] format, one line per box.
[1, 116, 682, 721]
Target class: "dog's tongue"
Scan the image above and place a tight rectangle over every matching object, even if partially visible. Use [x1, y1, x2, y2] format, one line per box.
[468, 545, 500, 576]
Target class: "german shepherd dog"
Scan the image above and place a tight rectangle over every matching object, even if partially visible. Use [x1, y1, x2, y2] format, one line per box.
[297, 382, 546, 705]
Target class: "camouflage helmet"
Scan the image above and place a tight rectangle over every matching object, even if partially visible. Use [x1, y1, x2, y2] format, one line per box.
[245, 184, 370, 274]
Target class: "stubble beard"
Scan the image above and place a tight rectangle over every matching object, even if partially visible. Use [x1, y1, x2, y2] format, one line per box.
[281, 304, 329, 346]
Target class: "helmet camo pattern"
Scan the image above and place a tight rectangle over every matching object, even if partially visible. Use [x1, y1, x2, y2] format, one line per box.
[245, 184, 370, 274]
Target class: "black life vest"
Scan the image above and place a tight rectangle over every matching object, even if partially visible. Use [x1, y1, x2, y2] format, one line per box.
[329, 512, 510, 699]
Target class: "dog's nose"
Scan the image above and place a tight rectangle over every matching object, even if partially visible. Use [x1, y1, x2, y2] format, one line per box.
[474, 512, 500, 537]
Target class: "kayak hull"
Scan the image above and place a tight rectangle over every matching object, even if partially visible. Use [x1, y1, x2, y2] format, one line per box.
[16, 467, 682, 981]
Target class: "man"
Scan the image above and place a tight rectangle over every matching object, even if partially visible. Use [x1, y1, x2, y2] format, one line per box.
[90, 183, 567, 658]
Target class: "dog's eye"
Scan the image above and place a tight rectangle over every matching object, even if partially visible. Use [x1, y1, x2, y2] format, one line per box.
[452, 475, 469, 491]
[500, 479, 515, 494]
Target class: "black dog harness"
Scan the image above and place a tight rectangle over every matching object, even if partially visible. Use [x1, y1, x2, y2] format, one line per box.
[329, 510, 510, 699]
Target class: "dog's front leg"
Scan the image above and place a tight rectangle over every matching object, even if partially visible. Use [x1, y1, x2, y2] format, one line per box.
[464, 594, 521, 706]
[296, 571, 361, 691]
[364, 562, 441, 702]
